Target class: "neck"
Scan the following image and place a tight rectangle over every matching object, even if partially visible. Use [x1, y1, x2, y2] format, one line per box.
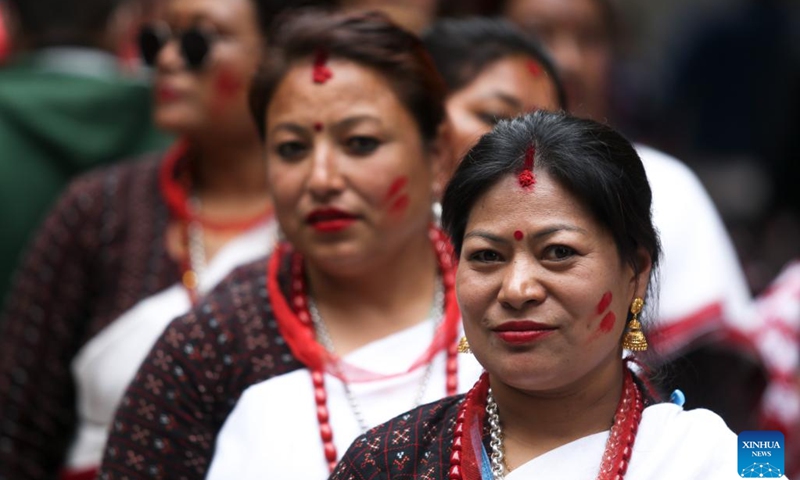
[188, 137, 267, 201]
[304, 228, 439, 354]
[489, 358, 625, 468]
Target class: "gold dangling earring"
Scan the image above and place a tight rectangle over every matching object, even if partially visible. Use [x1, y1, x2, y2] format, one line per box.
[622, 297, 648, 351]
[457, 336, 472, 354]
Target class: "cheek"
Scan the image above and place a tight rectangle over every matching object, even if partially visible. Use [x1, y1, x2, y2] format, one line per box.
[267, 164, 305, 209]
[209, 68, 246, 114]
[383, 176, 410, 216]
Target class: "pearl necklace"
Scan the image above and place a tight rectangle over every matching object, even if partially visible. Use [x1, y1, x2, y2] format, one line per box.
[307, 277, 443, 433]
[449, 369, 644, 480]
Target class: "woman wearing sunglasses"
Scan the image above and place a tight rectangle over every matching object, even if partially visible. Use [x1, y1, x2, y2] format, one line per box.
[99, 10, 483, 479]
[0, 1, 323, 479]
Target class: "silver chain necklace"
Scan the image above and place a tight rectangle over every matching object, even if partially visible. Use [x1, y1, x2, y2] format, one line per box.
[486, 388, 507, 479]
[307, 276, 444, 434]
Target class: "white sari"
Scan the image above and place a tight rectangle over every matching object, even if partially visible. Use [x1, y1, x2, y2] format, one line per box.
[64, 220, 277, 470]
[507, 403, 787, 480]
[206, 320, 484, 480]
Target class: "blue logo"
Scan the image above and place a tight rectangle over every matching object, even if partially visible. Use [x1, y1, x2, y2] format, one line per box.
[738, 431, 784, 478]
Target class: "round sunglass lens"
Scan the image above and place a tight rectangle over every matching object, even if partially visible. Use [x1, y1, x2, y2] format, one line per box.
[138, 26, 164, 66]
[181, 28, 211, 69]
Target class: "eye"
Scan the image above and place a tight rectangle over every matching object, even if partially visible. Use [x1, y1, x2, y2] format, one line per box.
[477, 112, 511, 127]
[468, 249, 504, 263]
[345, 136, 380, 156]
[543, 245, 576, 261]
[275, 141, 308, 161]
[476, 112, 503, 127]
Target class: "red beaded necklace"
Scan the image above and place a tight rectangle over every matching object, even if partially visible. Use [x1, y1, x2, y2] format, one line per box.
[267, 226, 461, 472]
[449, 367, 644, 480]
[158, 140, 273, 302]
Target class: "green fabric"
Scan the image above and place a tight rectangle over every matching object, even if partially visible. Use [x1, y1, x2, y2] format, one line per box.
[0, 50, 173, 300]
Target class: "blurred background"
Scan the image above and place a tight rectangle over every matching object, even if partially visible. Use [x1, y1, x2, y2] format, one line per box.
[0, 0, 797, 293]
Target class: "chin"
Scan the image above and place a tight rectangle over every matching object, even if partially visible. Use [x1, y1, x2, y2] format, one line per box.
[154, 109, 200, 136]
[481, 352, 562, 392]
[302, 238, 373, 276]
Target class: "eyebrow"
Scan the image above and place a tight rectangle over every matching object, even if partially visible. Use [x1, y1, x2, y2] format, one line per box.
[269, 123, 307, 136]
[337, 115, 383, 130]
[269, 115, 382, 136]
[489, 92, 523, 109]
[464, 224, 588, 242]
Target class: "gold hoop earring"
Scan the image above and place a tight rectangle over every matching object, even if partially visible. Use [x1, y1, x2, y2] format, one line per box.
[457, 336, 472, 354]
[621, 297, 648, 351]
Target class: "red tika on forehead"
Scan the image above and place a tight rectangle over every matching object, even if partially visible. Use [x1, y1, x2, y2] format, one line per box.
[312, 48, 333, 84]
[526, 60, 543, 77]
[518, 144, 536, 189]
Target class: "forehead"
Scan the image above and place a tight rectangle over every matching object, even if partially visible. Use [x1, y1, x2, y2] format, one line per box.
[506, 0, 606, 30]
[165, 0, 255, 27]
[266, 59, 414, 127]
[454, 56, 560, 111]
[466, 172, 599, 233]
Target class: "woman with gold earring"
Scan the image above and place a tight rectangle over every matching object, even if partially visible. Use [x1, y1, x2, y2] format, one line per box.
[333, 111, 755, 479]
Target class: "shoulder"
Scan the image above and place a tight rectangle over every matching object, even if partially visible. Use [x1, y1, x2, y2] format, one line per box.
[633, 144, 709, 199]
[157, 254, 302, 391]
[628, 403, 739, 478]
[54, 151, 163, 212]
[333, 396, 463, 478]
[642, 403, 735, 437]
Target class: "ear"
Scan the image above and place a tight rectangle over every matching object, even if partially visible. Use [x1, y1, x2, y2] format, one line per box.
[628, 246, 653, 302]
[428, 120, 457, 201]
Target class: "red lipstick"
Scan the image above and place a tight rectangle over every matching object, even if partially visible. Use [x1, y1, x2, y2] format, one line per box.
[156, 84, 180, 103]
[306, 207, 358, 233]
[493, 320, 556, 345]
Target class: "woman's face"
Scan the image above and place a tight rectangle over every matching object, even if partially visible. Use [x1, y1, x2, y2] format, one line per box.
[504, 0, 612, 121]
[265, 59, 445, 275]
[446, 55, 561, 160]
[456, 172, 651, 394]
[153, 0, 262, 139]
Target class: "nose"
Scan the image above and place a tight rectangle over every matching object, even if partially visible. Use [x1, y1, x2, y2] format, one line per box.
[156, 37, 183, 72]
[307, 144, 345, 201]
[497, 256, 546, 311]
[548, 32, 583, 79]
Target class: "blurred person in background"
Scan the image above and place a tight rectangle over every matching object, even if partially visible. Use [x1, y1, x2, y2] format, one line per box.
[424, 10, 768, 437]
[338, 0, 438, 33]
[0, 0, 173, 302]
[422, 17, 565, 166]
[0, 0, 323, 478]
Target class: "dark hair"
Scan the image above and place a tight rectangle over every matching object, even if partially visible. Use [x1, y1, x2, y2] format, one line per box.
[249, 9, 447, 143]
[442, 110, 660, 293]
[6, 0, 123, 47]
[484, 0, 618, 42]
[250, 0, 335, 36]
[422, 17, 567, 109]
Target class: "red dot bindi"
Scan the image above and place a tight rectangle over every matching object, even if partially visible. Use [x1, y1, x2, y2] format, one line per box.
[513, 230, 524, 241]
[596, 291, 613, 315]
[313, 122, 323, 132]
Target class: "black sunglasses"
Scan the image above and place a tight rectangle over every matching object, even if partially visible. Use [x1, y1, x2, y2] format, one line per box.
[138, 23, 216, 70]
